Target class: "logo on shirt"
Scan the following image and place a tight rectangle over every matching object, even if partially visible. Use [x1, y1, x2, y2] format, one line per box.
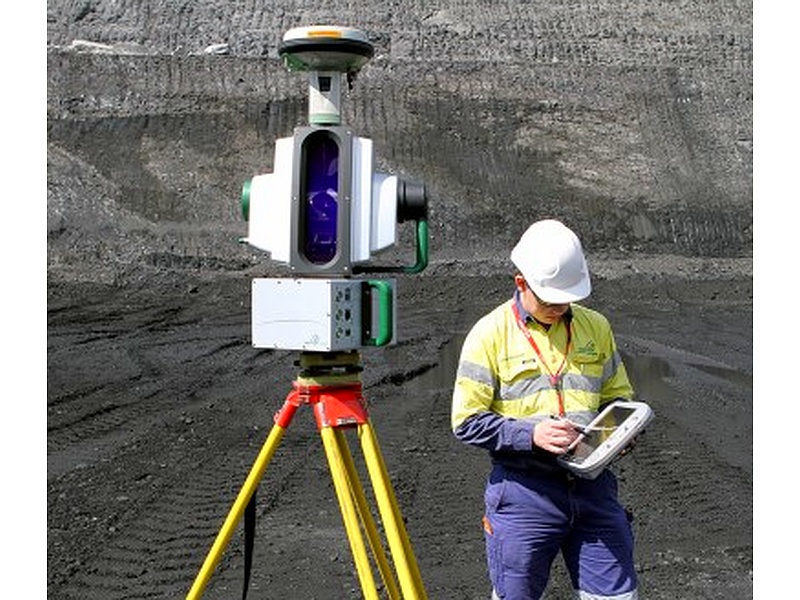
[575, 340, 598, 358]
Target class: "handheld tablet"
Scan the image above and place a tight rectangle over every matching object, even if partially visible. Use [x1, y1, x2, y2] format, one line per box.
[556, 400, 654, 479]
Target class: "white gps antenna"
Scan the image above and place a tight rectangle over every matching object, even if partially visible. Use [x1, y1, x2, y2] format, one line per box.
[279, 25, 375, 125]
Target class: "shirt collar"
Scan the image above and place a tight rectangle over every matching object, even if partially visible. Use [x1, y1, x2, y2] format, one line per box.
[513, 288, 534, 322]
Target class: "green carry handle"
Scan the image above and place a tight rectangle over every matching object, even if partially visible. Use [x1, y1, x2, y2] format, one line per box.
[362, 280, 393, 346]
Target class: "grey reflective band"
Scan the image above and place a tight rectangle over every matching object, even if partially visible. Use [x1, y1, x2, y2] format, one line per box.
[456, 360, 497, 389]
[500, 371, 602, 402]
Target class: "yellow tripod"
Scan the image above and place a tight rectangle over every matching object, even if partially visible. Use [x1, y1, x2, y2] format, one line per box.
[187, 351, 428, 599]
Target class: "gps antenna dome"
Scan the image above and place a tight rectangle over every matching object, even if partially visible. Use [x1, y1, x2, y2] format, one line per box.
[278, 25, 374, 73]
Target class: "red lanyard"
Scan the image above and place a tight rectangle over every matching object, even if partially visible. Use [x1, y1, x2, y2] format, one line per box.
[511, 302, 572, 416]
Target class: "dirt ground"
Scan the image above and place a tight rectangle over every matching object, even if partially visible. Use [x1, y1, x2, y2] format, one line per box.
[46, 257, 753, 600]
[45, 1, 753, 598]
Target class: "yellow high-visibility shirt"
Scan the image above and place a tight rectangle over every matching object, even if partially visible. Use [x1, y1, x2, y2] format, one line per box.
[452, 295, 633, 462]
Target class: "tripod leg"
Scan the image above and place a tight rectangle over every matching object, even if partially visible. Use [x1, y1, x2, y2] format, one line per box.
[320, 427, 381, 600]
[333, 429, 403, 600]
[359, 421, 428, 600]
[187, 398, 298, 600]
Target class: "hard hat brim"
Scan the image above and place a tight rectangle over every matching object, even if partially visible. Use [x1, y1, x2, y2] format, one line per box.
[527, 274, 591, 304]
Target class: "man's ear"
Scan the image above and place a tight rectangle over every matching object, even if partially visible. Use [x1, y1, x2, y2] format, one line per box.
[513, 273, 526, 292]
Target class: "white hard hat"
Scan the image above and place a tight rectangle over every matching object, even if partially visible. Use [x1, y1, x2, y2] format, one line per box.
[510, 219, 591, 303]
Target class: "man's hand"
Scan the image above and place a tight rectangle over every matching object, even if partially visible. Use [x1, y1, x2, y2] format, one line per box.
[533, 418, 582, 454]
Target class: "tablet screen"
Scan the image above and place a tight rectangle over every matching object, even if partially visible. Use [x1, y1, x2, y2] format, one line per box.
[568, 404, 638, 461]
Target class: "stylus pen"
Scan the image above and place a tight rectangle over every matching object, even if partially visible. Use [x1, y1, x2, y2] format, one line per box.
[571, 424, 592, 437]
[550, 415, 592, 437]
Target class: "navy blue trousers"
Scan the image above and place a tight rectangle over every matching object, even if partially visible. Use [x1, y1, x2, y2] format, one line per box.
[483, 464, 637, 600]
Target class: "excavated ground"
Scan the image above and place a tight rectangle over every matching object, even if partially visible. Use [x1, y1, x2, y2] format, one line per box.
[47, 260, 753, 600]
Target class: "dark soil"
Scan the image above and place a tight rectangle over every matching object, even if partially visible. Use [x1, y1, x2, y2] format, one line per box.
[46, 262, 753, 600]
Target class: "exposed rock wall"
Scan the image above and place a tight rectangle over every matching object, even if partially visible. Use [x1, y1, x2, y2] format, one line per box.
[47, 0, 752, 281]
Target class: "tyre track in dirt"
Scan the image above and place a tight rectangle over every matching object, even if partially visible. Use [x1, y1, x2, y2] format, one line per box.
[612, 326, 752, 598]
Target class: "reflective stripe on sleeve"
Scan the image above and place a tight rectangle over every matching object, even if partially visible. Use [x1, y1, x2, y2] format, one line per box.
[456, 360, 497, 388]
[602, 350, 625, 382]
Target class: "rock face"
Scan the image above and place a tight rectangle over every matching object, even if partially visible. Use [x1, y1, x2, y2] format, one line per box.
[47, 2, 753, 600]
[47, 0, 751, 283]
